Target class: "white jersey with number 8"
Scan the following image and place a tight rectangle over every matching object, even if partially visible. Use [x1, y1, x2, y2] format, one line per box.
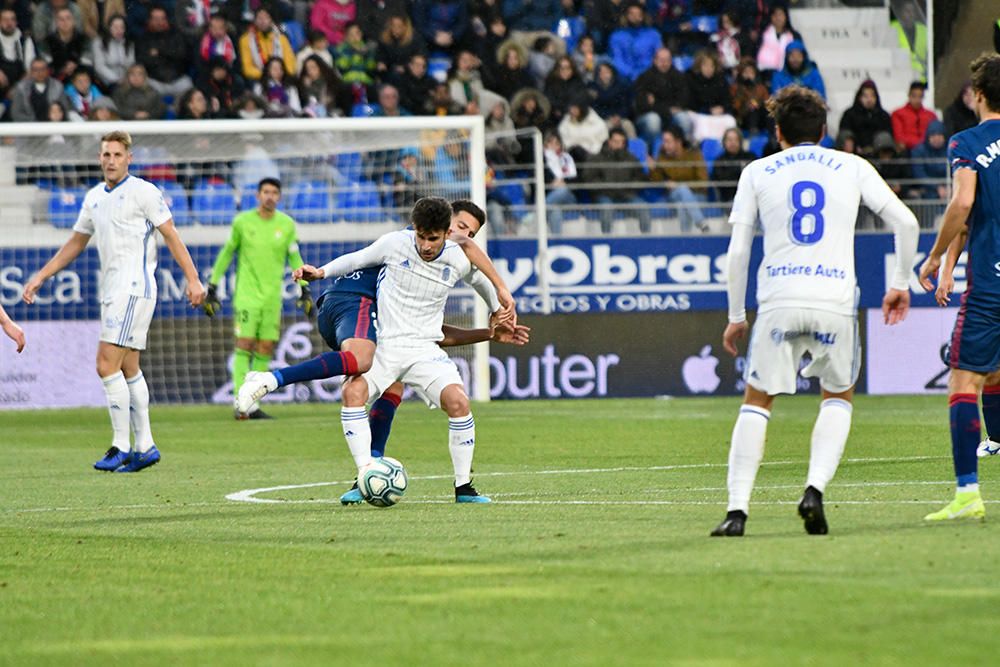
[728, 144, 897, 316]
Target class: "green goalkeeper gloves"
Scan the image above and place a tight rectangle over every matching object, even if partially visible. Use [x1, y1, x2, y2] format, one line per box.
[296, 284, 315, 318]
[203, 283, 222, 318]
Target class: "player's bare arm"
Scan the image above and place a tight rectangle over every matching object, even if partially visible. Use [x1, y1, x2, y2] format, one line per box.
[919, 168, 977, 291]
[438, 322, 531, 347]
[22, 231, 91, 304]
[722, 321, 749, 357]
[449, 233, 516, 325]
[935, 229, 967, 306]
[158, 220, 206, 307]
[0, 304, 25, 353]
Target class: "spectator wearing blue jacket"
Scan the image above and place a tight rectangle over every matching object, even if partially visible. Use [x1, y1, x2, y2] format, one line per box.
[609, 2, 662, 81]
[910, 119, 948, 203]
[503, 0, 562, 33]
[770, 39, 825, 99]
[412, 0, 468, 54]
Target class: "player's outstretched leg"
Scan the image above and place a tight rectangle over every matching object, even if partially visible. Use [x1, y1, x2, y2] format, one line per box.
[979, 383, 1000, 457]
[710, 404, 770, 536]
[237, 351, 361, 417]
[926, 392, 986, 521]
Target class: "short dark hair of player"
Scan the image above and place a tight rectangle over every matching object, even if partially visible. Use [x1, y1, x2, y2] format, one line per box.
[410, 197, 453, 233]
[970, 52, 1000, 114]
[451, 200, 486, 228]
[258, 177, 281, 192]
[766, 85, 828, 145]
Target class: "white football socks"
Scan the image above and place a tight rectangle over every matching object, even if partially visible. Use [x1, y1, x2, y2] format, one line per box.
[126, 371, 154, 453]
[448, 414, 476, 487]
[341, 407, 373, 470]
[101, 371, 131, 452]
[805, 398, 853, 493]
[726, 405, 770, 514]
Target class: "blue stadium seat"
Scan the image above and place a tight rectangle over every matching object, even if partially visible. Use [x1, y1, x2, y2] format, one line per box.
[288, 179, 332, 223]
[819, 135, 834, 148]
[628, 138, 650, 171]
[748, 134, 769, 157]
[700, 138, 724, 171]
[48, 186, 86, 228]
[191, 180, 236, 225]
[651, 136, 663, 158]
[673, 55, 694, 72]
[156, 181, 191, 225]
[282, 20, 305, 52]
[691, 15, 719, 33]
[334, 181, 383, 223]
[427, 54, 451, 83]
[240, 183, 258, 211]
[351, 103, 375, 117]
[555, 16, 587, 52]
[337, 151, 364, 182]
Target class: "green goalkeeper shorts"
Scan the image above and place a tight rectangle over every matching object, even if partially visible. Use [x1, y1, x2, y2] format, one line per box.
[234, 304, 282, 342]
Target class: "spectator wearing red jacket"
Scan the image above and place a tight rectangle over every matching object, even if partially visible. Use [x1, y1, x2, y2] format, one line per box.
[891, 81, 938, 152]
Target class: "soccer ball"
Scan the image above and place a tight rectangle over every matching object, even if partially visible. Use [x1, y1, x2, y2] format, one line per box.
[358, 457, 408, 507]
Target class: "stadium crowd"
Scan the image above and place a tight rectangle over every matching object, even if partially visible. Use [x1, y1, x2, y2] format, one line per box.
[0, 0, 952, 230]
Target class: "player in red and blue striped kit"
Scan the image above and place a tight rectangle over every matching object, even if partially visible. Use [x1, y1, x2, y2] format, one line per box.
[919, 53, 1000, 521]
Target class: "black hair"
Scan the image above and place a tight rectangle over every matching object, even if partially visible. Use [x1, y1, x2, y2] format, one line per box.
[970, 52, 1000, 114]
[410, 197, 453, 233]
[909, 80, 927, 93]
[767, 85, 827, 145]
[258, 177, 281, 192]
[451, 200, 486, 228]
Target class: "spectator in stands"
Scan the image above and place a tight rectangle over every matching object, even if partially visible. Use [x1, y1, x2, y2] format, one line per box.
[468, 5, 508, 81]
[40, 7, 90, 82]
[447, 49, 486, 110]
[198, 56, 246, 117]
[393, 52, 436, 115]
[544, 55, 588, 124]
[756, 6, 800, 78]
[87, 95, 118, 120]
[492, 40, 533, 100]
[527, 34, 558, 88]
[502, 0, 562, 48]
[730, 57, 769, 135]
[711, 11, 754, 72]
[298, 54, 348, 117]
[590, 62, 634, 134]
[542, 131, 577, 234]
[480, 88, 520, 162]
[33, 0, 83, 43]
[10, 58, 67, 121]
[686, 50, 732, 115]
[588, 0, 627, 52]
[634, 47, 689, 148]
[590, 129, 652, 233]
[835, 129, 857, 155]
[838, 79, 892, 157]
[63, 67, 102, 120]
[136, 7, 192, 96]
[890, 1, 927, 82]
[311, 0, 356, 46]
[112, 63, 165, 119]
[910, 120, 948, 202]
[608, 2, 661, 82]
[229, 0, 292, 30]
[296, 30, 334, 74]
[358, 0, 409, 40]
[943, 82, 977, 138]
[372, 81, 409, 116]
[427, 81, 464, 115]
[891, 81, 937, 152]
[412, 0, 468, 54]
[0, 8, 35, 103]
[572, 35, 603, 85]
[559, 96, 609, 159]
[770, 40, 825, 99]
[91, 14, 133, 92]
[711, 126, 755, 203]
[649, 125, 709, 233]
[392, 146, 425, 211]
[511, 87, 550, 130]
[723, 0, 771, 45]
[335, 22, 377, 101]
[234, 91, 268, 119]
[1, 0, 32, 36]
[174, 0, 226, 39]
[178, 86, 214, 119]
[239, 6, 295, 82]
[47, 98, 68, 122]
[376, 14, 425, 77]
[254, 56, 301, 116]
[870, 130, 909, 198]
[197, 13, 237, 76]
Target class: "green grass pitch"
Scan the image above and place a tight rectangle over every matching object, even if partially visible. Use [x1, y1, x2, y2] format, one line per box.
[3, 395, 998, 666]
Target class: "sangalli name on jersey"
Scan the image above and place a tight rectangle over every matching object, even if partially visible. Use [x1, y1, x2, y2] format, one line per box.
[763, 150, 844, 175]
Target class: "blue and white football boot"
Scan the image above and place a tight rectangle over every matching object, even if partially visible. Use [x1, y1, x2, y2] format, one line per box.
[115, 446, 161, 473]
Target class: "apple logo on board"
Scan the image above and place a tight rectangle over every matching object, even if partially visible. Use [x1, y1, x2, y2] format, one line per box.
[682, 345, 721, 394]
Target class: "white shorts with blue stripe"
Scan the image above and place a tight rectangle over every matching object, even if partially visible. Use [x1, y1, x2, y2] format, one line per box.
[100, 293, 156, 350]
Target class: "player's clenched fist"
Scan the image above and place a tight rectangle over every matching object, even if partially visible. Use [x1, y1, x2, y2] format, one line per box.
[293, 264, 325, 282]
[22, 273, 43, 304]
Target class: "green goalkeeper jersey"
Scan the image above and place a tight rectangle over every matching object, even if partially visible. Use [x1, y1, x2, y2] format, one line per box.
[210, 208, 305, 310]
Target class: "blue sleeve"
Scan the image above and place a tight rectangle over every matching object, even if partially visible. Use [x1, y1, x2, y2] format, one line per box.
[770, 70, 790, 94]
[609, 31, 631, 79]
[948, 131, 978, 174]
[806, 68, 826, 99]
[910, 145, 930, 179]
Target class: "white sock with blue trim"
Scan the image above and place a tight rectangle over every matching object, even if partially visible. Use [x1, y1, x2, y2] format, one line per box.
[126, 371, 153, 453]
[101, 371, 131, 452]
[727, 405, 770, 513]
[806, 398, 853, 493]
[341, 407, 372, 470]
[448, 413, 475, 487]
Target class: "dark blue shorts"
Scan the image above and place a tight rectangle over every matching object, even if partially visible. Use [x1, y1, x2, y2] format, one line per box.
[948, 291, 1000, 372]
[317, 293, 377, 351]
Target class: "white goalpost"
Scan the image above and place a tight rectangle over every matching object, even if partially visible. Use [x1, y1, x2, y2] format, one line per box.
[0, 116, 492, 409]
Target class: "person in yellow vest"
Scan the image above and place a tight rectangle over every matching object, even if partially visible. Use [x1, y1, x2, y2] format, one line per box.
[238, 6, 296, 82]
[891, 2, 927, 82]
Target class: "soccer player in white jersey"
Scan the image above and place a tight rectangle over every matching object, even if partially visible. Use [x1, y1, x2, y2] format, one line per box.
[295, 197, 503, 503]
[23, 130, 206, 473]
[711, 86, 919, 537]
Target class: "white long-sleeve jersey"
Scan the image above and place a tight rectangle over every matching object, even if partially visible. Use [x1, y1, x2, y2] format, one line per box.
[726, 144, 919, 322]
[320, 230, 501, 346]
[72, 174, 173, 300]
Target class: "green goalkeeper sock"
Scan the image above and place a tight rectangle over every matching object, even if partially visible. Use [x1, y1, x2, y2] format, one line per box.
[251, 352, 273, 374]
[233, 348, 252, 393]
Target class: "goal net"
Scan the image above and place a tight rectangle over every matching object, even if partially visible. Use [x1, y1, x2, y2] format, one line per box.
[0, 117, 490, 410]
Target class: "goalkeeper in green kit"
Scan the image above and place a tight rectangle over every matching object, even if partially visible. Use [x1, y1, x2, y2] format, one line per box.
[205, 178, 313, 419]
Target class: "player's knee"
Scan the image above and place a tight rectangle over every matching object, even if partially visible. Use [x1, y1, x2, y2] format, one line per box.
[255, 340, 275, 356]
[440, 384, 469, 417]
[235, 338, 255, 352]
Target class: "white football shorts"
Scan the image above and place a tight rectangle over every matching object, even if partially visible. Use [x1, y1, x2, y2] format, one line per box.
[100, 293, 156, 350]
[364, 343, 465, 409]
[744, 307, 860, 395]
